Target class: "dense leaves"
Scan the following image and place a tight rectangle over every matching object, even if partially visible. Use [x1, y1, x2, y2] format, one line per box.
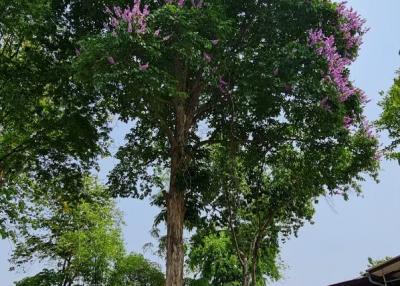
[187, 231, 248, 286]
[378, 72, 400, 161]
[109, 253, 165, 286]
[74, 1, 379, 285]
[0, 0, 111, 238]
[0, 1, 381, 285]
[11, 178, 125, 286]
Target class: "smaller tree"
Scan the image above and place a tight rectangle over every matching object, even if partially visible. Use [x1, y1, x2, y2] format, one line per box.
[14, 270, 62, 286]
[187, 230, 243, 286]
[109, 253, 165, 286]
[11, 177, 125, 286]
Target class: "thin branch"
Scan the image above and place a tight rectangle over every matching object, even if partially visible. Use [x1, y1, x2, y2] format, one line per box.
[192, 100, 215, 123]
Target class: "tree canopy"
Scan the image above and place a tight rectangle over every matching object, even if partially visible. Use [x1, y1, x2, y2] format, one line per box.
[1, 1, 380, 285]
[0, 0, 111, 238]
[74, 1, 378, 284]
[11, 177, 125, 286]
[109, 253, 165, 286]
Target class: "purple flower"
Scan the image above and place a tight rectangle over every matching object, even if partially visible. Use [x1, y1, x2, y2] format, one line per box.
[308, 29, 359, 102]
[105, 6, 112, 14]
[75, 48, 80, 56]
[373, 150, 383, 161]
[336, 2, 367, 51]
[107, 56, 116, 65]
[343, 115, 353, 129]
[154, 29, 161, 37]
[203, 52, 212, 63]
[107, 1, 150, 35]
[191, 0, 204, 8]
[362, 119, 375, 138]
[218, 76, 229, 94]
[358, 90, 370, 104]
[139, 62, 149, 71]
[320, 97, 331, 111]
[219, 76, 228, 87]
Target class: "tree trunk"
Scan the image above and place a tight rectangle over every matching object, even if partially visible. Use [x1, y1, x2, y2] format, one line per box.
[166, 102, 186, 286]
[242, 263, 250, 286]
[165, 157, 185, 286]
[251, 262, 257, 286]
[251, 244, 260, 286]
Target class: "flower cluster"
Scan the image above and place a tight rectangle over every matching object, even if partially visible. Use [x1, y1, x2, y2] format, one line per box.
[165, 0, 204, 8]
[308, 29, 359, 102]
[218, 77, 229, 95]
[362, 119, 375, 139]
[308, 2, 368, 104]
[308, 2, 372, 135]
[105, 0, 150, 35]
[336, 2, 367, 50]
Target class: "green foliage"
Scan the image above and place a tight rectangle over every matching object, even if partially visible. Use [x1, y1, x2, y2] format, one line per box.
[378, 72, 400, 161]
[11, 177, 125, 286]
[14, 270, 62, 286]
[187, 231, 244, 286]
[73, 1, 379, 284]
[367, 256, 393, 269]
[109, 253, 165, 286]
[0, 0, 111, 238]
[73, 0, 379, 209]
[1, 1, 381, 285]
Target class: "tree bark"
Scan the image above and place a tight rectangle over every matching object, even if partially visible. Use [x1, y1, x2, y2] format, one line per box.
[242, 262, 250, 286]
[251, 261, 258, 286]
[165, 184, 185, 286]
[251, 235, 261, 286]
[166, 102, 187, 286]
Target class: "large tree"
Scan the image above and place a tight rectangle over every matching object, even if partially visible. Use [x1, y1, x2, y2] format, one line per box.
[74, 1, 379, 285]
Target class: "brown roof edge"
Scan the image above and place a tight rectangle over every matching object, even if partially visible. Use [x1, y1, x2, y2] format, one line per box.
[366, 255, 400, 274]
[328, 277, 370, 286]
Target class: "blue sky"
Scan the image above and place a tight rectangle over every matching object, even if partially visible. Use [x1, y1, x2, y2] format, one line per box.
[1, 1, 399, 285]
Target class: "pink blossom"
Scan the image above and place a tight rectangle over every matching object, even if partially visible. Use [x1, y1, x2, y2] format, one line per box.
[219, 77, 228, 87]
[336, 2, 367, 50]
[203, 52, 212, 63]
[218, 77, 229, 94]
[139, 63, 149, 71]
[107, 56, 116, 65]
[373, 150, 383, 161]
[308, 29, 358, 102]
[106, 0, 150, 35]
[191, 0, 204, 8]
[362, 119, 375, 138]
[154, 29, 161, 37]
[343, 115, 353, 129]
[320, 97, 331, 111]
